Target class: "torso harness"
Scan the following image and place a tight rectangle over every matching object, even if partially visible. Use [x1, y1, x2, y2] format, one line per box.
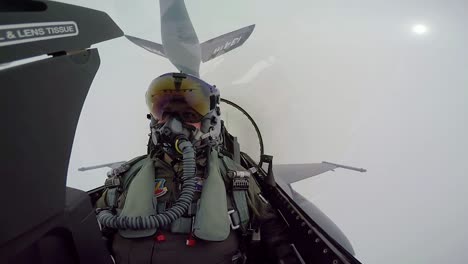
[97, 148, 256, 243]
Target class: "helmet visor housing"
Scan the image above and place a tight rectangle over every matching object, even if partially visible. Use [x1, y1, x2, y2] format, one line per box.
[146, 73, 219, 123]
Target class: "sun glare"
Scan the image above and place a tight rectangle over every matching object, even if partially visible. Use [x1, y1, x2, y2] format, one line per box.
[412, 24, 429, 35]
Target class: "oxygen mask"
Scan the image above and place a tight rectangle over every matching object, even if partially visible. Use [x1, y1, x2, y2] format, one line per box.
[150, 114, 203, 155]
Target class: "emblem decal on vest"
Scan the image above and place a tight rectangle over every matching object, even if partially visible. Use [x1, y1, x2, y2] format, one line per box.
[154, 178, 168, 197]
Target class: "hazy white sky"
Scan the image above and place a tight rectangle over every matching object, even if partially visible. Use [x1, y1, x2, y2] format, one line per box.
[62, 0, 468, 263]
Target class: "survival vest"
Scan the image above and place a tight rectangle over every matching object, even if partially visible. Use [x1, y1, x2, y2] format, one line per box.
[97, 147, 264, 240]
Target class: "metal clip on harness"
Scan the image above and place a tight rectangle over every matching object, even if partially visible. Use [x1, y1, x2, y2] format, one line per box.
[228, 170, 250, 190]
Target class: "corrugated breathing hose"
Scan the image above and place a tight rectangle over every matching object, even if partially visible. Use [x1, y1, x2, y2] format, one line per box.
[96, 139, 196, 230]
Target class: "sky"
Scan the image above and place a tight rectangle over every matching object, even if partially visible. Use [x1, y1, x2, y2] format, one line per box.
[59, 0, 468, 263]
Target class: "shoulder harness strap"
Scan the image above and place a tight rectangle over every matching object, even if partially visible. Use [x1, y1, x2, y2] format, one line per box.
[218, 151, 251, 233]
[103, 154, 148, 208]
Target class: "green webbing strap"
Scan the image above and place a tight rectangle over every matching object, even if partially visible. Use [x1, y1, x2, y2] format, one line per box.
[106, 188, 118, 208]
[233, 190, 249, 230]
[221, 154, 250, 232]
[102, 155, 147, 209]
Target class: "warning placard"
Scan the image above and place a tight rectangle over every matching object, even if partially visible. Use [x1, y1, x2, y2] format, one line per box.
[0, 21, 79, 47]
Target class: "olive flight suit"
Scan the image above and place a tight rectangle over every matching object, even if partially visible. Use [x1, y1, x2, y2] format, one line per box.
[96, 149, 296, 264]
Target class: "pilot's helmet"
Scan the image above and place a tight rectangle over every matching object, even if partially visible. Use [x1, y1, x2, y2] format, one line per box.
[145, 72, 221, 133]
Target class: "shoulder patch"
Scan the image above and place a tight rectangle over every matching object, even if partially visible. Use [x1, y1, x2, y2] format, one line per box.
[154, 178, 168, 197]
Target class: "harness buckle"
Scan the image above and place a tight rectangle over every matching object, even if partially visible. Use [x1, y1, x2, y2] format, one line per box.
[231, 250, 247, 264]
[228, 209, 240, 230]
[252, 228, 261, 241]
[104, 177, 121, 188]
[248, 167, 257, 174]
[232, 176, 249, 190]
[229, 170, 250, 190]
[107, 163, 131, 177]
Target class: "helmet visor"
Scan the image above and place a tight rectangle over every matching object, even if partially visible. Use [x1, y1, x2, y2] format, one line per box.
[146, 73, 216, 123]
